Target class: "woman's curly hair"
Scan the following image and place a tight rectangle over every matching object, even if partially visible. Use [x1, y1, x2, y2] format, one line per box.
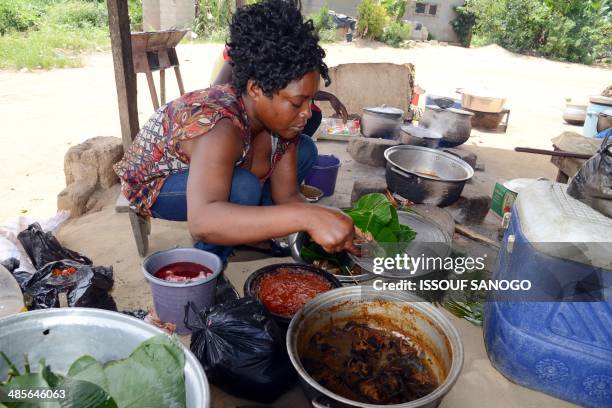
[227, 0, 330, 96]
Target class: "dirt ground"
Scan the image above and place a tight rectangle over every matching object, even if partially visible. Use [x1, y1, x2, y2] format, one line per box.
[1, 40, 607, 407]
[1, 40, 610, 223]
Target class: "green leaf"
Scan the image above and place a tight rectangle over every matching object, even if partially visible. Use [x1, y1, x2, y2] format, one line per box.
[67, 356, 108, 393]
[0, 360, 59, 408]
[58, 379, 117, 408]
[344, 193, 417, 257]
[102, 339, 185, 408]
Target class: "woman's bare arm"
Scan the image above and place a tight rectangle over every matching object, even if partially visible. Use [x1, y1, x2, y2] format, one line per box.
[184, 119, 356, 253]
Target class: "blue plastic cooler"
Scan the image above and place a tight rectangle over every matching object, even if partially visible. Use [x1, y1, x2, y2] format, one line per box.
[484, 180, 612, 408]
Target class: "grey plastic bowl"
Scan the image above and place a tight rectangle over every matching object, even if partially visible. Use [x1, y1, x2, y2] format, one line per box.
[0, 308, 210, 407]
[143, 247, 222, 334]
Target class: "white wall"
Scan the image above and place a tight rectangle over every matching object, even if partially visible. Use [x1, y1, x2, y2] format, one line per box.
[404, 0, 465, 42]
[143, 0, 196, 31]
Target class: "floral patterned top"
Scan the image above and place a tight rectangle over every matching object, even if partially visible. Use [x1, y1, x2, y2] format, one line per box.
[114, 84, 298, 217]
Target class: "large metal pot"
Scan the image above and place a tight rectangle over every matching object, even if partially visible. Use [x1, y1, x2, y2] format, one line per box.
[287, 286, 464, 408]
[399, 124, 442, 148]
[0, 308, 210, 408]
[361, 106, 404, 139]
[419, 105, 473, 147]
[385, 145, 474, 206]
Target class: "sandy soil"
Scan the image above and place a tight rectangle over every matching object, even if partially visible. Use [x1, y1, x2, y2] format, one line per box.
[1, 40, 609, 223]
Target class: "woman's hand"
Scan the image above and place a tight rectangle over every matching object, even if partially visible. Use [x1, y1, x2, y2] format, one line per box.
[328, 94, 349, 123]
[306, 206, 358, 255]
[314, 91, 349, 123]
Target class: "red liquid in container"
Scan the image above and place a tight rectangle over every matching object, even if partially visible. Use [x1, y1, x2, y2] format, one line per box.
[154, 262, 212, 283]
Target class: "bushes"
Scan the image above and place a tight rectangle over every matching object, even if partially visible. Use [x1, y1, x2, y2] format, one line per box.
[380, 0, 407, 22]
[0, 0, 43, 35]
[47, 1, 108, 29]
[194, 0, 233, 40]
[311, 3, 334, 32]
[465, 0, 612, 64]
[0, 0, 110, 69]
[357, 0, 387, 39]
[318, 27, 339, 42]
[381, 21, 411, 47]
[451, 2, 476, 47]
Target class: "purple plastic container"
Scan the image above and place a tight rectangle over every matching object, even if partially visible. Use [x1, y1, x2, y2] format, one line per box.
[304, 154, 341, 197]
[143, 248, 222, 334]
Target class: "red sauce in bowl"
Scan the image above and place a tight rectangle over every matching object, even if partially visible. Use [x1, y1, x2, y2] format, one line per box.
[258, 268, 333, 317]
[154, 262, 212, 283]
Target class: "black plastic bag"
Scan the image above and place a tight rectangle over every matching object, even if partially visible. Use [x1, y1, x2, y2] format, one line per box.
[17, 223, 92, 270]
[187, 297, 297, 403]
[19, 260, 117, 311]
[567, 135, 612, 217]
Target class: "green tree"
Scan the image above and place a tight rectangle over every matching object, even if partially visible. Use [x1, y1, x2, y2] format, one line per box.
[357, 0, 388, 39]
[465, 0, 611, 63]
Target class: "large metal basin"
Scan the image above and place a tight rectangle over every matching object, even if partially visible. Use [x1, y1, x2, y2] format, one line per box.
[287, 287, 464, 408]
[0, 308, 210, 408]
[385, 145, 474, 206]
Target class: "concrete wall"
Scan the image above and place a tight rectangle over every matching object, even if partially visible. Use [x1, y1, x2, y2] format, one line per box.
[404, 0, 464, 42]
[318, 63, 415, 117]
[143, 0, 195, 31]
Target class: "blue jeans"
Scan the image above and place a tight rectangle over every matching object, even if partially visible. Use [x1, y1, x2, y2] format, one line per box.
[150, 134, 318, 262]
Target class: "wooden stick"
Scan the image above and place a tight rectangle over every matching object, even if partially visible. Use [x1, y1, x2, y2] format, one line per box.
[515, 147, 592, 160]
[455, 224, 501, 250]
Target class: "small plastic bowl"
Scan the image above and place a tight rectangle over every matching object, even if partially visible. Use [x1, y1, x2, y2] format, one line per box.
[300, 184, 324, 203]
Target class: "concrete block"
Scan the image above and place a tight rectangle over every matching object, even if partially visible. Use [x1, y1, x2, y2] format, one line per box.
[57, 181, 97, 218]
[347, 137, 400, 167]
[350, 178, 388, 204]
[445, 183, 491, 225]
[442, 147, 477, 169]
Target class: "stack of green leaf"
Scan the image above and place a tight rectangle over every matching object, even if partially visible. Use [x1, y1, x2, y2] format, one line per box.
[300, 193, 417, 267]
[344, 193, 416, 257]
[0, 335, 185, 408]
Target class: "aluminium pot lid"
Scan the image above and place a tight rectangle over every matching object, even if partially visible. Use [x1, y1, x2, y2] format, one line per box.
[363, 105, 404, 117]
[425, 104, 474, 116]
[589, 95, 612, 106]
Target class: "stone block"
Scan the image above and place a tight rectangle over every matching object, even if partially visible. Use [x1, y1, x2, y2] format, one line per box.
[445, 183, 491, 225]
[350, 178, 388, 204]
[64, 136, 124, 189]
[347, 137, 400, 167]
[441, 147, 477, 169]
[57, 181, 97, 218]
[61, 136, 124, 218]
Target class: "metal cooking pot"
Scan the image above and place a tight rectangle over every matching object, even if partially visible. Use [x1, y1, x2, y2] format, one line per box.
[456, 88, 506, 113]
[384, 145, 474, 206]
[289, 232, 373, 283]
[361, 106, 404, 139]
[419, 105, 473, 147]
[400, 124, 442, 148]
[287, 286, 464, 408]
[0, 308, 210, 408]
[289, 210, 452, 280]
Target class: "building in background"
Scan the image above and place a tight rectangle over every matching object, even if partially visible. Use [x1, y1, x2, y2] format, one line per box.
[143, 0, 196, 31]
[140, 0, 465, 43]
[302, 0, 465, 43]
[404, 0, 464, 42]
